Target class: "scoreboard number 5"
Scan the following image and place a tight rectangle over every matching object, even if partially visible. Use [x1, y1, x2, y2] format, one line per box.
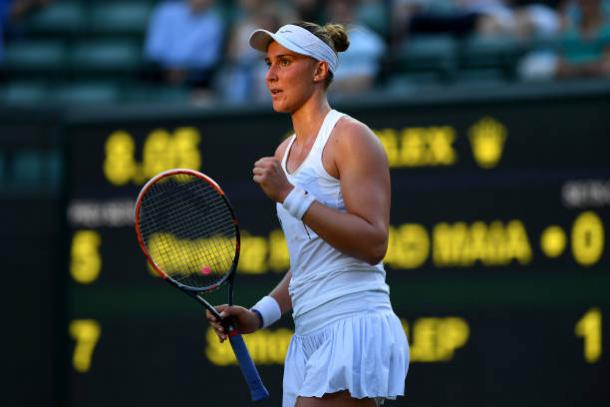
[70, 319, 101, 373]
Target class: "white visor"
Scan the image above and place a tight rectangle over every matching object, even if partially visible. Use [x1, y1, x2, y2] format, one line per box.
[249, 24, 339, 73]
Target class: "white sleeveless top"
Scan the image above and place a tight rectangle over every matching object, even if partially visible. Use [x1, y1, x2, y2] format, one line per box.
[277, 109, 389, 320]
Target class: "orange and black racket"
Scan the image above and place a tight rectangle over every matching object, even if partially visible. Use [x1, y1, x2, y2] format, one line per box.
[134, 168, 269, 402]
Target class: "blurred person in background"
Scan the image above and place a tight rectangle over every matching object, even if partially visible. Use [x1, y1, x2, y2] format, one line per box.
[477, 0, 562, 38]
[519, 0, 610, 80]
[144, 0, 225, 94]
[324, 0, 386, 95]
[563, 0, 610, 22]
[392, 0, 560, 44]
[555, 0, 610, 78]
[7, 0, 49, 20]
[457, 0, 516, 34]
[0, 0, 8, 61]
[0, 0, 51, 56]
[217, 0, 282, 103]
[289, 0, 324, 23]
[391, 0, 512, 44]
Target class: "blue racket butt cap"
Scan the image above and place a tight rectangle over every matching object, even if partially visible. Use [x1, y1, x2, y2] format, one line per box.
[228, 332, 270, 402]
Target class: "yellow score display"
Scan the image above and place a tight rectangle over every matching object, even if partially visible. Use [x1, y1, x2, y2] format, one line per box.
[69, 308, 602, 374]
[101, 116, 509, 188]
[103, 128, 202, 186]
[69, 210, 605, 286]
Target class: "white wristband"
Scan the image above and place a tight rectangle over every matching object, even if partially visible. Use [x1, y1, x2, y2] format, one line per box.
[251, 296, 282, 328]
[282, 186, 315, 220]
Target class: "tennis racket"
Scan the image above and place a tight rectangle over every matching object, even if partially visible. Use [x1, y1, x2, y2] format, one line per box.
[134, 168, 269, 402]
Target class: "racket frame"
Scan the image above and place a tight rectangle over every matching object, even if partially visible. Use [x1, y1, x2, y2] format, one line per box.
[134, 169, 269, 402]
[134, 168, 240, 318]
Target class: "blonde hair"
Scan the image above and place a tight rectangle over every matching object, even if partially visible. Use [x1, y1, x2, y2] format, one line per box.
[295, 21, 350, 87]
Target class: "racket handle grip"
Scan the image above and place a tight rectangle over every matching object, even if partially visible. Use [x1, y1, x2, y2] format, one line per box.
[228, 331, 270, 402]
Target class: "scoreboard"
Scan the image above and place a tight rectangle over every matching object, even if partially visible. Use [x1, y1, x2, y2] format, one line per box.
[64, 87, 610, 406]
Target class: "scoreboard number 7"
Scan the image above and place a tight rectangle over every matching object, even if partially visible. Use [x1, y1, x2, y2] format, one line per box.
[70, 319, 101, 373]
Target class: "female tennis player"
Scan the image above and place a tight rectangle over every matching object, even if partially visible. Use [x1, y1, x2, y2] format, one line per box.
[207, 21, 409, 406]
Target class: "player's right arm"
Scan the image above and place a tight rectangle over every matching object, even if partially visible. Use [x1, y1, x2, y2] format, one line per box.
[206, 271, 292, 342]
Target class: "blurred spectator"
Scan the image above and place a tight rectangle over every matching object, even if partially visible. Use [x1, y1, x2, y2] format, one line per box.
[461, 0, 516, 34]
[8, 0, 50, 20]
[391, 0, 514, 48]
[216, 0, 281, 103]
[0, 0, 8, 61]
[478, 0, 562, 38]
[0, 0, 51, 60]
[290, 0, 324, 23]
[144, 0, 225, 89]
[563, 0, 610, 22]
[519, 0, 610, 80]
[555, 0, 610, 78]
[355, 0, 389, 38]
[325, 0, 386, 94]
[393, 1, 563, 47]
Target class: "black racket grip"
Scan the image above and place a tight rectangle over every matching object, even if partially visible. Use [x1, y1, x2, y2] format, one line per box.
[227, 329, 270, 401]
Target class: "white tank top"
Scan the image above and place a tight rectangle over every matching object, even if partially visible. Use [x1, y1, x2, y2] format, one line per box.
[276, 109, 389, 320]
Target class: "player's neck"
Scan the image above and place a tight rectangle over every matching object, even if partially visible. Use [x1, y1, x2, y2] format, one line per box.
[290, 96, 331, 144]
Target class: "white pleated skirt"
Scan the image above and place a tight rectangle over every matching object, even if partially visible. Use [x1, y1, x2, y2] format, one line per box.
[282, 291, 409, 407]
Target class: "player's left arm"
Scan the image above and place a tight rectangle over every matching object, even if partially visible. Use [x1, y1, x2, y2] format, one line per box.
[302, 118, 391, 265]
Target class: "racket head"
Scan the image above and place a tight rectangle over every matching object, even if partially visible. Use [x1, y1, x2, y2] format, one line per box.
[134, 169, 240, 293]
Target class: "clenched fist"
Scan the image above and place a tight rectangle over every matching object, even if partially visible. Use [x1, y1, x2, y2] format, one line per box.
[252, 157, 293, 203]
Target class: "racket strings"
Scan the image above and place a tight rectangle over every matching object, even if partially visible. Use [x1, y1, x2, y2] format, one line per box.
[141, 183, 234, 285]
[138, 173, 237, 289]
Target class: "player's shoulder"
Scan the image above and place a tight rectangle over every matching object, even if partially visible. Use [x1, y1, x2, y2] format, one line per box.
[335, 114, 370, 134]
[332, 114, 381, 151]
